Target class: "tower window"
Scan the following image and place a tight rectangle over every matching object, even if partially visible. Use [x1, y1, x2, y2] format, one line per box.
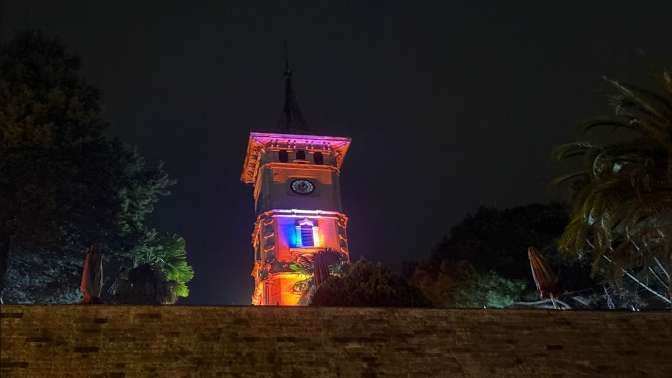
[278, 149, 288, 162]
[300, 225, 314, 247]
[295, 150, 306, 160]
[295, 219, 319, 247]
[313, 151, 324, 165]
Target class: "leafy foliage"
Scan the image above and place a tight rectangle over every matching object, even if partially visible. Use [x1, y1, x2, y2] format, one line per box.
[0, 31, 105, 296]
[310, 260, 430, 307]
[3, 249, 82, 304]
[409, 203, 595, 308]
[451, 269, 527, 308]
[133, 232, 194, 297]
[288, 249, 348, 304]
[0, 30, 190, 303]
[430, 203, 568, 281]
[410, 259, 530, 308]
[109, 264, 178, 304]
[554, 71, 672, 307]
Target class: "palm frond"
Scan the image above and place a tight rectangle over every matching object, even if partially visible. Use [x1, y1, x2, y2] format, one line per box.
[605, 77, 672, 121]
[552, 142, 598, 161]
[663, 71, 672, 96]
[578, 119, 639, 134]
[551, 171, 589, 185]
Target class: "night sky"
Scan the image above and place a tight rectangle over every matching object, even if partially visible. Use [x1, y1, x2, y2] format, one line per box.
[2, 1, 671, 304]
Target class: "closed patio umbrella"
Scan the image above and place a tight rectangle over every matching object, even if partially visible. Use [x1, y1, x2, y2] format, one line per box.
[80, 245, 103, 304]
[527, 246, 559, 306]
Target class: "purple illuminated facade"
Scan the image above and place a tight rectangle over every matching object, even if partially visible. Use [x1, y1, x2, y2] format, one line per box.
[241, 132, 351, 305]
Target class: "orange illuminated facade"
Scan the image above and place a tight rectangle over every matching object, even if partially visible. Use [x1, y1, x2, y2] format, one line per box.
[241, 132, 351, 305]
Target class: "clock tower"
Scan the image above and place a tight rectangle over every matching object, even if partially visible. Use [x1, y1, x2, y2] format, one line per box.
[241, 62, 351, 305]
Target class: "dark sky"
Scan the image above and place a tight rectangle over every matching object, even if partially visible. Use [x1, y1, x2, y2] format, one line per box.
[2, 1, 671, 304]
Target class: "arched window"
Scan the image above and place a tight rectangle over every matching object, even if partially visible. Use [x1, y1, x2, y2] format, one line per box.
[313, 151, 324, 165]
[278, 149, 289, 162]
[295, 219, 319, 247]
[295, 150, 306, 160]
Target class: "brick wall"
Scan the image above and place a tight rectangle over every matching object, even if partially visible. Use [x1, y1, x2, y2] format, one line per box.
[1, 305, 671, 377]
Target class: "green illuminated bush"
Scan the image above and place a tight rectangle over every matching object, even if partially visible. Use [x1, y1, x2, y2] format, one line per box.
[134, 233, 194, 298]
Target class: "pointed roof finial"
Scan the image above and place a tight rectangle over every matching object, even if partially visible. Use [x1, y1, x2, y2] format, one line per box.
[283, 40, 290, 77]
[278, 41, 308, 133]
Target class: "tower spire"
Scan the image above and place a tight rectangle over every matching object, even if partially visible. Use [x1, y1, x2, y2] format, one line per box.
[278, 41, 308, 133]
[283, 40, 290, 77]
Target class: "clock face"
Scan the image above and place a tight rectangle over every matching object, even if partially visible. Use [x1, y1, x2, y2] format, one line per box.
[290, 179, 315, 195]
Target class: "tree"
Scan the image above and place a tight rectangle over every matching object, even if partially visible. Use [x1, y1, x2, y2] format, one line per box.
[452, 269, 527, 308]
[554, 71, 672, 308]
[409, 203, 596, 308]
[410, 259, 528, 308]
[310, 260, 430, 307]
[108, 264, 178, 305]
[288, 249, 348, 304]
[0, 30, 105, 299]
[133, 232, 194, 298]
[430, 204, 568, 282]
[0, 30, 191, 303]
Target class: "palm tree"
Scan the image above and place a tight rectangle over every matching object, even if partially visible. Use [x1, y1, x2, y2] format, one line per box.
[289, 249, 347, 304]
[553, 70, 672, 306]
[134, 232, 194, 298]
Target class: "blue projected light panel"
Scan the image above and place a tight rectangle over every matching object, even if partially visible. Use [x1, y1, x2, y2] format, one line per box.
[281, 222, 302, 248]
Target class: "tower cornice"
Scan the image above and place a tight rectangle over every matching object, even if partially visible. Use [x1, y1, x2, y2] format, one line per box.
[241, 132, 351, 184]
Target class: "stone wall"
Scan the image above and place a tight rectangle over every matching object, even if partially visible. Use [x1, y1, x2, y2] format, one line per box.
[1, 305, 671, 377]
